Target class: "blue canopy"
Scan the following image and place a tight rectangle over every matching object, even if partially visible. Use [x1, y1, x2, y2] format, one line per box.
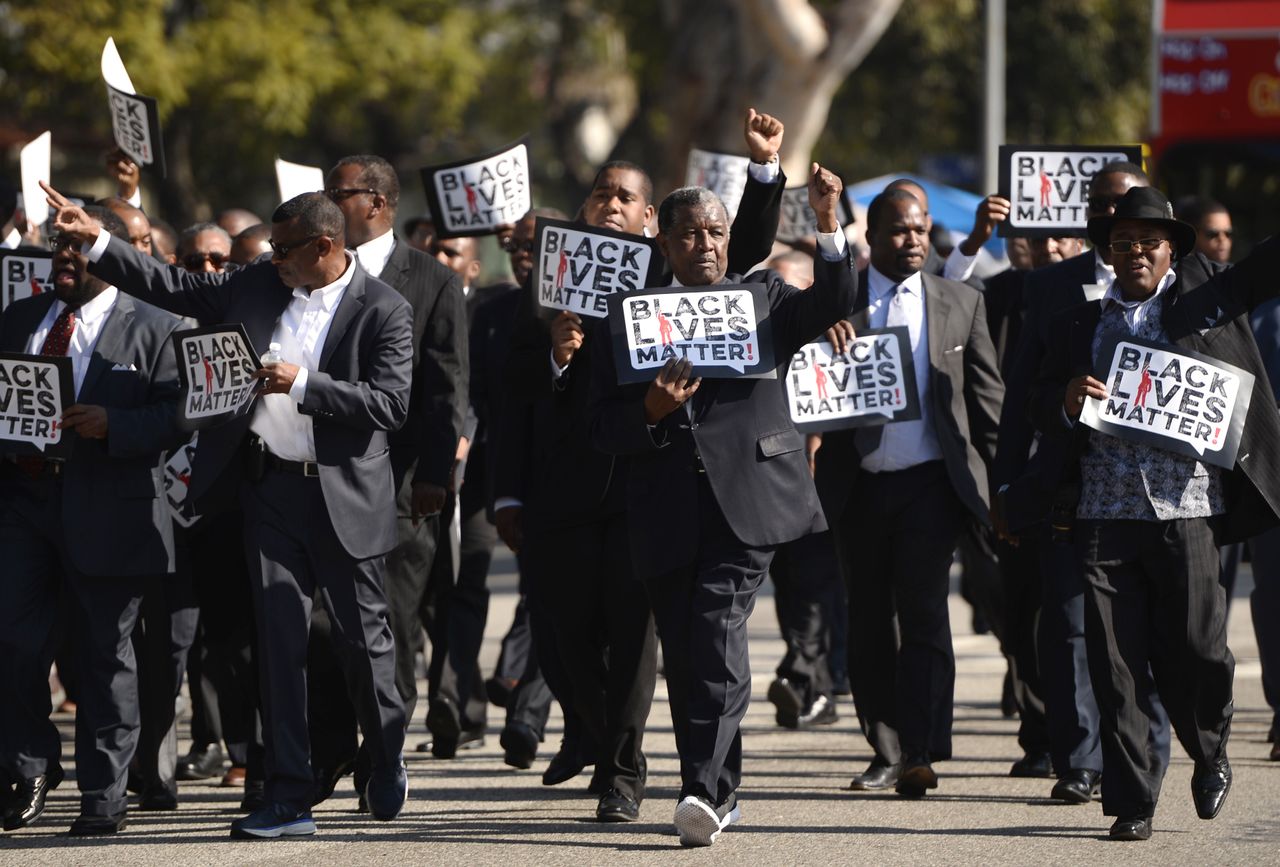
[844, 173, 1005, 257]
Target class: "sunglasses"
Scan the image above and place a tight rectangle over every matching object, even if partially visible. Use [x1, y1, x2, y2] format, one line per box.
[268, 235, 323, 258]
[325, 187, 378, 202]
[500, 237, 536, 254]
[1107, 238, 1168, 255]
[182, 251, 229, 270]
[1087, 195, 1124, 214]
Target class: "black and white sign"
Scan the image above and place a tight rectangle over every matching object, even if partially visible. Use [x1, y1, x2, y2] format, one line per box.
[532, 218, 664, 319]
[172, 325, 260, 430]
[1080, 334, 1253, 470]
[785, 327, 921, 432]
[776, 186, 818, 244]
[0, 353, 73, 456]
[998, 145, 1143, 237]
[101, 38, 166, 176]
[0, 249, 52, 311]
[685, 148, 750, 220]
[164, 435, 200, 527]
[606, 283, 775, 384]
[421, 139, 531, 238]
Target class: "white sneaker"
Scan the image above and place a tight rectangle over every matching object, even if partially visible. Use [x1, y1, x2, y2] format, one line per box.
[673, 794, 740, 847]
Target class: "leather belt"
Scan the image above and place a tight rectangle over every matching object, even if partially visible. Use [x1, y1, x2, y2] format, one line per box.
[265, 452, 320, 478]
[9, 454, 66, 480]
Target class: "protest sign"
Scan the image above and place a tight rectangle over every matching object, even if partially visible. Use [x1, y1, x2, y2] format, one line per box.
[607, 283, 775, 384]
[19, 131, 51, 229]
[0, 249, 52, 311]
[776, 186, 818, 244]
[785, 327, 921, 432]
[998, 145, 1143, 237]
[101, 38, 166, 176]
[0, 353, 73, 456]
[164, 434, 201, 527]
[685, 149, 750, 220]
[1080, 334, 1253, 470]
[274, 158, 324, 203]
[172, 325, 260, 430]
[421, 139, 531, 238]
[532, 218, 664, 319]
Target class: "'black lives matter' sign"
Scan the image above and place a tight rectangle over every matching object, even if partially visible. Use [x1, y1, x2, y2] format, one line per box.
[164, 435, 200, 528]
[0, 353, 73, 456]
[106, 85, 166, 176]
[1080, 335, 1253, 470]
[172, 325, 260, 430]
[421, 140, 531, 238]
[998, 145, 1142, 237]
[785, 327, 921, 432]
[0, 249, 52, 311]
[607, 283, 775, 384]
[532, 218, 664, 319]
[685, 148, 750, 220]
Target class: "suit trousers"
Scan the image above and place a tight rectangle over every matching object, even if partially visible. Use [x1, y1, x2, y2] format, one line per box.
[836, 461, 966, 764]
[995, 537, 1050, 756]
[770, 531, 838, 704]
[1076, 517, 1233, 819]
[647, 474, 772, 806]
[1247, 527, 1280, 728]
[241, 469, 405, 812]
[524, 510, 657, 801]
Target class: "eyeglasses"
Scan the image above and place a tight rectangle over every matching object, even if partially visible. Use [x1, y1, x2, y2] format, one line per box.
[1107, 238, 1169, 255]
[1204, 229, 1233, 240]
[268, 235, 322, 258]
[50, 234, 80, 252]
[325, 188, 378, 202]
[1087, 195, 1123, 214]
[182, 251, 229, 270]
[500, 237, 535, 254]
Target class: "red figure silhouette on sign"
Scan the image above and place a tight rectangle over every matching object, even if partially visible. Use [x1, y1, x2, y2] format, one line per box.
[1039, 171, 1051, 207]
[202, 357, 214, 394]
[556, 250, 568, 289]
[464, 183, 479, 215]
[1135, 365, 1153, 408]
[658, 312, 674, 346]
[814, 364, 828, 400]
[30, 276, 42, 296]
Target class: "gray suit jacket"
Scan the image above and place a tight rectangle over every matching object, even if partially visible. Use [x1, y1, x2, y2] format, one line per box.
[815, 270, 1004, 525]
[88, 236, 414, 560]
[0, 291, 183, 576]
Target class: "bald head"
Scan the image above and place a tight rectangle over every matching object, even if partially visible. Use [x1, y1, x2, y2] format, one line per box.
[99, 197, 153, 255]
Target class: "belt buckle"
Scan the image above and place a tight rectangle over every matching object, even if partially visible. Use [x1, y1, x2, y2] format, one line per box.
[302, 461, 320, 477]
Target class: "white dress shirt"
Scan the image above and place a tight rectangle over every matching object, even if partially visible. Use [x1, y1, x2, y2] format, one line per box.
[2, 227, 20, 249]
[26, 287, 119, 397]
[860, 266, 944, 472]
[249, 254, 357, 461]
[355, 229, 396, 279]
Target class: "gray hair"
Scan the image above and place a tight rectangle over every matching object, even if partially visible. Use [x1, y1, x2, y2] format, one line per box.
[178, 221, 232, 254]
[658, 187, 728, 235]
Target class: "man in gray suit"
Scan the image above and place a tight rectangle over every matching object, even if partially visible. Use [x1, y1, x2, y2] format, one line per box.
[0, 206, 183, 835]
[814, 189, 1004, 798]
[45, 185, 415, 839]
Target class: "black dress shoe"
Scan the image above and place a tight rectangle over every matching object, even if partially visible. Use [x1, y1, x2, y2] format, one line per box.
[767, 678, 804, 726]
[426, 697, 463, 759]
[1191, 757, 1231, 820]
[500, 722, 539, 770]
[1050, 768, 1101, 804]
[1009, 751, 1054, 778]
[3, 766, 63, 831]
[240, 780, 266, 813]
[848, 760, 901, 791]
[69, 812, 128, 836]
[596, 788, 640, 822]
[176, 743, 225, 781]
[895, 757, 938, 798]
[542, 739, 591, 786]
[1109, 816, 1153, 841]
[485, 676, 517, 709]
[310, 759, 354, 806]
[139, 787, 179, 811]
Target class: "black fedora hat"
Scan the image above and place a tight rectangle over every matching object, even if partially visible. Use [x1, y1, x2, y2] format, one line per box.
[1087, 187, 1198, 259]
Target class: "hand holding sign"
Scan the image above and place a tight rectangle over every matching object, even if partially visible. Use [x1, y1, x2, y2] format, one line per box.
[808, 164, 843, 233]
[41, 181, 99, 247]
[551, 311, 585, 369]
[743, 108, 784, 164]
[1065, 375, 1107, 418]
[644, 358, 702, 424]
[106, 148, 141, 201]
[62, 404, 108, 439]
[253, 362, 300, 395]
[959, 195, 1011, 256]
[825, 320, 856, 356]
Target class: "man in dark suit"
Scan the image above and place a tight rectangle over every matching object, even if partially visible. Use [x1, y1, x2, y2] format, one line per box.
[1030, 186, 1279, 840]
[814, 189, 1004, 799]
[992, 161, 1175, 805]
[0, 205, 183, 835]
[589, 164, 853, 846]
[45, 184, 414, 839]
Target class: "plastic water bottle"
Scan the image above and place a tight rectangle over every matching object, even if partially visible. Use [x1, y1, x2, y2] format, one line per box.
[260, 342, 283, 365]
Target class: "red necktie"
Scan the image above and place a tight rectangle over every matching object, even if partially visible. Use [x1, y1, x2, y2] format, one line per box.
[16, 307, 76, 479]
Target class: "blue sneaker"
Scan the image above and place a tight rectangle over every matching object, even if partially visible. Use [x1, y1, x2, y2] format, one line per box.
[365, 759, 408, 821]
[230, 802, 316, 839]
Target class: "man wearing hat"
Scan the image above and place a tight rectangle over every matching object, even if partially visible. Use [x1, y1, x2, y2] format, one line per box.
[1031, 186, 1280, 840]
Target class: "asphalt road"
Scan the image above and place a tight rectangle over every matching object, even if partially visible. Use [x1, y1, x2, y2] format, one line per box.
[3, 557, 1277, 865]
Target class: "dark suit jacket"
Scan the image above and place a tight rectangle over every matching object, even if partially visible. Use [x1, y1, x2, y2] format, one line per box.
[1031, 236, 1280, 544]
[378, 240, 468, 493]
[493, 170, 787, 530]
[980, 267, 1030, 380]
[466, 283, 522, 518]
[88, 235, 414, 560]
[814, 270, 1004, 527]
[589, 248, 857, 579]
[0, 291, 183, 576]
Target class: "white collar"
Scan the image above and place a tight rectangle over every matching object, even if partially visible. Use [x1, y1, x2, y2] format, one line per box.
[1101, 267, 1176, 311]
[867, 265, 922, 300]
[56, 285, 119, 324]
[2, 227, 20, 249]
[354, 229, 395, 276]
[293, 253, 356, 309]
